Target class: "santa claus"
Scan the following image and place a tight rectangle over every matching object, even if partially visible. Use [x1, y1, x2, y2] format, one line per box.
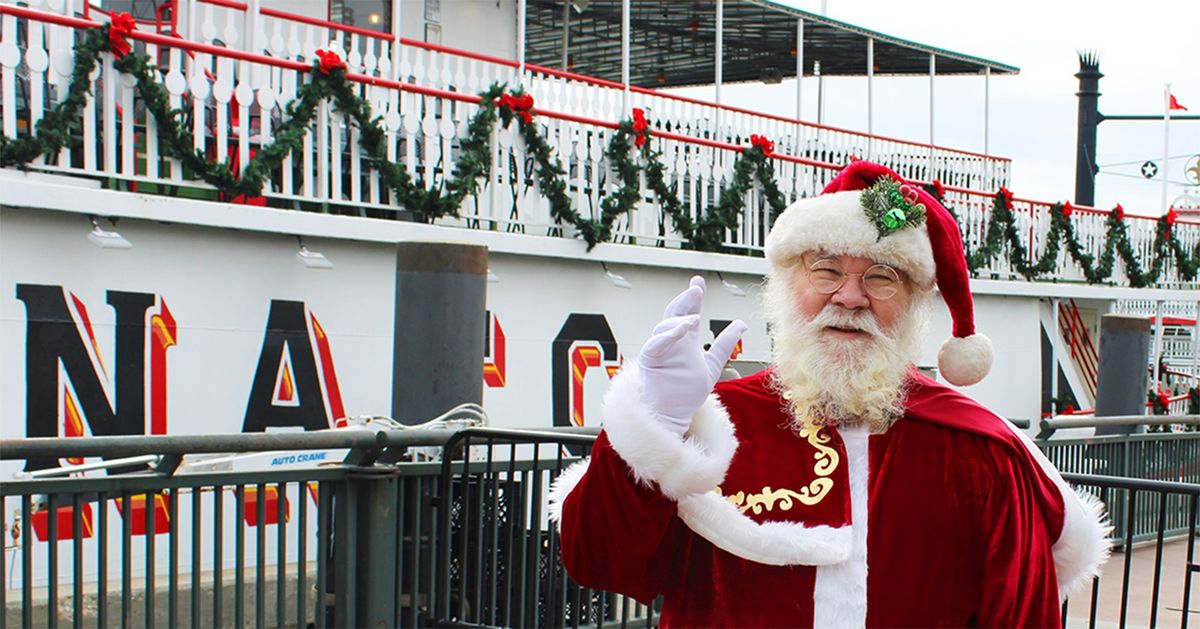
[548, 161, 1111, 627]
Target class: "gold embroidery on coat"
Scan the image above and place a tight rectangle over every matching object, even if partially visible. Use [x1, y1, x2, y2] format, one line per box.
[716, 420, 840, 510]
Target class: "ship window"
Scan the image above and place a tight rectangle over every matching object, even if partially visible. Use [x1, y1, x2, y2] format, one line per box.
[329, 0, 392, 34]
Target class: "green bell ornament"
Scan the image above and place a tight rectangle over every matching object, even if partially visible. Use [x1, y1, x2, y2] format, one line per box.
[882, 207, 907, 230]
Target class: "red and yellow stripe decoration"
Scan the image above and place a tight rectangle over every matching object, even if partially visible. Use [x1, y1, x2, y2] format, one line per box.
[483, 312, 506, 388]
[569, 345, 622, 427]
[243, 485, 290, 526]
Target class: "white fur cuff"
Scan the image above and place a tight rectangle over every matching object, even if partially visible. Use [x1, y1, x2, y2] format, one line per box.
[601, 365, 739, 500]
[677, 492, 852, 566]
[1054, 487, 1113, 601]
[546, 458, 591, 529]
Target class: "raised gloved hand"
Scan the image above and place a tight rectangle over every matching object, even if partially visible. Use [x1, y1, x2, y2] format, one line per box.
[637, 276, 748, 437]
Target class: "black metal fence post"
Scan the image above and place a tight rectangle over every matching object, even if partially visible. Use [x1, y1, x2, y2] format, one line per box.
[354, 468, 403, 626]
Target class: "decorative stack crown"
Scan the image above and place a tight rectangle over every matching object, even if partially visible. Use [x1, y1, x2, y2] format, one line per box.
[765, 161, 993, 386]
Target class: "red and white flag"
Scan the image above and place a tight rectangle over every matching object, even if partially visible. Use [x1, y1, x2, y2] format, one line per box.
[1169, 93, 1188, 111]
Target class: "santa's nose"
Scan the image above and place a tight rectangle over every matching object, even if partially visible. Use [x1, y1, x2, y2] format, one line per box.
[829, 277, 871, 309]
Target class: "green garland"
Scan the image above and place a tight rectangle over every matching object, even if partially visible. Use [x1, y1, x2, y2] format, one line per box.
[594, 117, 787, 252]
[930, 187, 1200, 287]
[2, 20, 1198, 272]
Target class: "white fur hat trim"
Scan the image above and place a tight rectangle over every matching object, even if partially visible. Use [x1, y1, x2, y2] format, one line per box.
[765, 190, 937, 287]
[937, 333, 994, 386]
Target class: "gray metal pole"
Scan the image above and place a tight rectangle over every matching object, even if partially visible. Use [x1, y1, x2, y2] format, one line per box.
[621, 0, 630, 111]
[984, 66, 990, 156]
[390, 0, 402, 79]
[795, 18, 804, 121]
[517, 0, 527, 85]
[392, 243, 487, 425]
[866, 37, 874, 160]
[928, 53, 936, 179]
[561, 0, 570, 70]
[715, 0, 724, 119]
[1094, 314, 1152, 435]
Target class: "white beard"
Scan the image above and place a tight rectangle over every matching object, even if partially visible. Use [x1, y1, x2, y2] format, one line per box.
[762, 273, 930, 433]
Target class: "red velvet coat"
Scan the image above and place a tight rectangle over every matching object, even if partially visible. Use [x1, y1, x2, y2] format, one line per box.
[550, 368, 1109, 628]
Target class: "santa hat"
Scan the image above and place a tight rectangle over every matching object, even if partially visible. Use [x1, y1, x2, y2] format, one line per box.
[764, 161, 993, 386]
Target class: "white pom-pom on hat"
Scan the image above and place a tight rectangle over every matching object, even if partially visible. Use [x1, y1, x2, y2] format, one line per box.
[937, 333, 994, 387]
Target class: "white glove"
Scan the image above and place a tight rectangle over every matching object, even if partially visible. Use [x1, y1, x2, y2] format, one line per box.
[637, 276, 748, 437]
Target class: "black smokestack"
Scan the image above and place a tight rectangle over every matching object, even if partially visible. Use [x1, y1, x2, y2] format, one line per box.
[1074, 51, 1102, 207]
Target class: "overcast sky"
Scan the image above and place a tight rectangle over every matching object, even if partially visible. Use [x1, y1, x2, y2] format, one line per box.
[674, 0, 1198, 216]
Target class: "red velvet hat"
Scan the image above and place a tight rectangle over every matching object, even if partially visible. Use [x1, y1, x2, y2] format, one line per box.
[764, 161, 993, 386]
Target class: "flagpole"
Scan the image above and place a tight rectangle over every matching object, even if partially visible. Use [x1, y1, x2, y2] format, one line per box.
[1162, 83, 1171, 215]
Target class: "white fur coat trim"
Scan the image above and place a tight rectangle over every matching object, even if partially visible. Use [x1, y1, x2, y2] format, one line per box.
[676, 491, 853, 566]
[601, 365, 738, 500]
[813, 426, 871, 627]
[993, 414, 1112, 600]
[546, 458, 591, 529]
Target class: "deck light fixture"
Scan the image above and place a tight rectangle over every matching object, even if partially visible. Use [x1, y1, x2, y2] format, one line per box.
[296, 237, 334, 270]
[88, 217, 133, 249]
[602, 262, 633, 289]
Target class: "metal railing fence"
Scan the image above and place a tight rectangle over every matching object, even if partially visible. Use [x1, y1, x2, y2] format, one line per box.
[1059, 473, 1199, 629]
[435, 428, 653, 629]
[1039, 431, 1200, 545]
[3, 428, 1198, 628]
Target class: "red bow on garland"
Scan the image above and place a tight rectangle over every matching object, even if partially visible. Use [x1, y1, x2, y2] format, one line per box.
[999, 187, 1014, 210]
[1061, 201, 1073, 218]
[109, 12, 136, 59]
[1113, 204, 1125, 221]
[931, 178, 945, 200]
[498, 93, 535, 124]
[314, 49, 347, 74]
[631, 108, 649, 147]
[749, 134, 774, 156]
[1166, 207, 1178, 228]
[1157, 390, 1172, 412]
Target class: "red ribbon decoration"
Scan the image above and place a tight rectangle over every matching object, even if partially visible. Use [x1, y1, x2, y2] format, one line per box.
[1166, 207, 1178, 227]
[1157, 390, 1171, 411]
[1113, 204, 1125, 221]
[497, 93, 534, 124]
[1061, 202, 1073, 218]
[998, 187, 1014, 209]
[931, 179, 945, 199]
[749, 134, 774, 156]
[631, 108, 648, 147]
[314, 49, 347, 74]
[109, 12, 136, 59]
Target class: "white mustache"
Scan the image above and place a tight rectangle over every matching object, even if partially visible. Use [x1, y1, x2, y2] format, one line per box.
[804, 306, 888, 341]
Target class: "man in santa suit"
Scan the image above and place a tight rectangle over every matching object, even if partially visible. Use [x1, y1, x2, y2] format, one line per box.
[548, 161, 1111, 627]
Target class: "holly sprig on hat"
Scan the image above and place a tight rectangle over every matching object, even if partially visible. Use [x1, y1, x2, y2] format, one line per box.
[859, 178, 927, 239]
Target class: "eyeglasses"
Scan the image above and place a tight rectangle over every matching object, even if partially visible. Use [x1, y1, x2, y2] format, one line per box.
[805, 258, 903, 300]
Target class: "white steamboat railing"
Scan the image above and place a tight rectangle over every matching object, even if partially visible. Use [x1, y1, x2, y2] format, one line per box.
[0, 2, 1197, 285]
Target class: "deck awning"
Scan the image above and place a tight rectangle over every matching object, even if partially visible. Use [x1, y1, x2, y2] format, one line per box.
[524, 0, 1019, 88]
